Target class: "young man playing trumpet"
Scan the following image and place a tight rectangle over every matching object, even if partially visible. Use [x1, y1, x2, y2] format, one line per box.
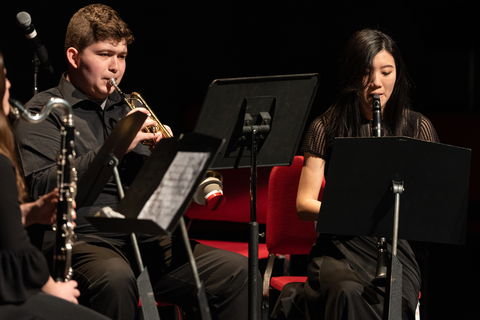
[13, 4, 253, 320]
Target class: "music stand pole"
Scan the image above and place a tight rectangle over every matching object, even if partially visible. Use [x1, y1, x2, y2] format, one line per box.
[245, 115, 271, 320]
[178, 217, 212, 320]
[383, 181, 404, 320]
[109, 153, 161, 320]
[248, 127, 261, 320]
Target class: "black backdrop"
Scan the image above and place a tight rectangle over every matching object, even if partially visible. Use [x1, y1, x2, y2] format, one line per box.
[2, 1, 479, 132]
[2, 1, 480, 319]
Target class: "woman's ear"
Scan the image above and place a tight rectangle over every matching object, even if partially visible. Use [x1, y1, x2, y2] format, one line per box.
[66, 47, 79, 69]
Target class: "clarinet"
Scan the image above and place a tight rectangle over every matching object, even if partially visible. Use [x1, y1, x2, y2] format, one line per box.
[371, 94, 382, 137]
[53, 107, 76, 282]
[10, 97, 76, 282]
[371, 94, 388, 286]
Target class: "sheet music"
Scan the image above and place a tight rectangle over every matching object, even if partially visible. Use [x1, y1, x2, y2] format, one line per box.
[137, 151, 210, 229]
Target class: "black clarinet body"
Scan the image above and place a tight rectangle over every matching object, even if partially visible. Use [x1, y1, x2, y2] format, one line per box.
[371, 94, 382, 137]
[52, 114, 76, 282]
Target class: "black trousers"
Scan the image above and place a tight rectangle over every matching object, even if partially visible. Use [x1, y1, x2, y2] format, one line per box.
[304, 256, 415, 320]
[0, 292, 110, 320]
[71, 234, 256, 320]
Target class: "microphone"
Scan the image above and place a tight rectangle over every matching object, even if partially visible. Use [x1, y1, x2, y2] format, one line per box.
[371, 94, 382, 137]
[16, 11, 54, 73]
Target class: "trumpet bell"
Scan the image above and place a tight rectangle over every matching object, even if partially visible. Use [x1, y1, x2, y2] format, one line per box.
[193, 171, 226, 211]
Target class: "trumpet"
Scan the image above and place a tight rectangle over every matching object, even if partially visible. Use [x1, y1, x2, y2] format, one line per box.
[109, 79, 226, 210]
[110, 78, 171, 146]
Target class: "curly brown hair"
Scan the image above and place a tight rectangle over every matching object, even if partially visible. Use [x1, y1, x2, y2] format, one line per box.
[64, 4, 134, 54]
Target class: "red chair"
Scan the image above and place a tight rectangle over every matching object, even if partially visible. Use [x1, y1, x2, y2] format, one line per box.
[185, 166, 271, 259]
[262, 155, 324, 313]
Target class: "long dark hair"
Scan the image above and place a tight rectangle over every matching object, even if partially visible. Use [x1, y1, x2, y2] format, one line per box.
[323, 29, 414, 146]
[0, 51, 27, 203]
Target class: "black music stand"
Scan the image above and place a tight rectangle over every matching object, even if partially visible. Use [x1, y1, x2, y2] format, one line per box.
[194, 74, 320, 320]
[317, 136, 471, 320]
[86, 132, 224, 320]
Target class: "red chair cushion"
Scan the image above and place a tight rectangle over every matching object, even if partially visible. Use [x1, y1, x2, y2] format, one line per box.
[270, 276, 307, 291]
[193, 240, 269, 259]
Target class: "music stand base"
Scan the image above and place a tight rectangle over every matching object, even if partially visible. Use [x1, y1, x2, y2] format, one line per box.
[248, 221, 260, 320]
[383, 254, 402, 320]
[138, 267, 161, 320]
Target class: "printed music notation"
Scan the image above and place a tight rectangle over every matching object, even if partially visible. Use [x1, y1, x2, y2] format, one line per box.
[137, 151, 209, 230]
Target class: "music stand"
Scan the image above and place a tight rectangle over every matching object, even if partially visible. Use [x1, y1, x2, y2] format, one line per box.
[87, 132, 224, 320]
[317, 136, 471, 320]
[194, 74, 320, 320]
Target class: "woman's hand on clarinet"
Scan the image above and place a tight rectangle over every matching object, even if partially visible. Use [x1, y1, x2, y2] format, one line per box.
[21, 188, 58, 226]
[42, 276, 80, 304]
[21, 188, 77, 227]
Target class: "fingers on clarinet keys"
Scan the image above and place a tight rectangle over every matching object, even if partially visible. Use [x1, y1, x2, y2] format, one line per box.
[193, 171, 226, 211]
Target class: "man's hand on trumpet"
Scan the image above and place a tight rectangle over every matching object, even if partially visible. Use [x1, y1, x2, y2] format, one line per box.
[126, 107, 173, 153]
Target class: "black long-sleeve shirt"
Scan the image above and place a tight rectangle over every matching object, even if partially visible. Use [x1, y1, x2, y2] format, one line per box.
[13, 74, 150, 233]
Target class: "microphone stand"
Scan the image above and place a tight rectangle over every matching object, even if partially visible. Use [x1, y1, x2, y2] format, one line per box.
[32, 52, 41, 96]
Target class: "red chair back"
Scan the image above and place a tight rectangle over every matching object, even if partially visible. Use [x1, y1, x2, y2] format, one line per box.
[185, 167, 271, 224]
[266, 155, 324, 255]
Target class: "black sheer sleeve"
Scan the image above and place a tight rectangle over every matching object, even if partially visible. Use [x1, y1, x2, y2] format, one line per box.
[0, 154, 50, 304]
[417, 114, 440, 143]
[300, 116, 328, 159]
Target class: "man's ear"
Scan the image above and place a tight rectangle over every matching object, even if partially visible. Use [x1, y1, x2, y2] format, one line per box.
[66, 47, 80, 69]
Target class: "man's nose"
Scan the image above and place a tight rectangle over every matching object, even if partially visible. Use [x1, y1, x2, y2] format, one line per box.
[109, 57, 119, 73]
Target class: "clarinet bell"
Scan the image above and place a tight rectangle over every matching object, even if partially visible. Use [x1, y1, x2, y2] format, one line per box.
[372, 238, 388, 287]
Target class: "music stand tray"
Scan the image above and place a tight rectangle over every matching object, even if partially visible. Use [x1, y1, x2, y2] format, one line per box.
[318, 136, 471, 245]
[195, 73, 319, 169]
[87, 132, 224, 236]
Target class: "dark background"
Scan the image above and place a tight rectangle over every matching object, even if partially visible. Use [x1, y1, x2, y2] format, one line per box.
[2, 1, 479, 319]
